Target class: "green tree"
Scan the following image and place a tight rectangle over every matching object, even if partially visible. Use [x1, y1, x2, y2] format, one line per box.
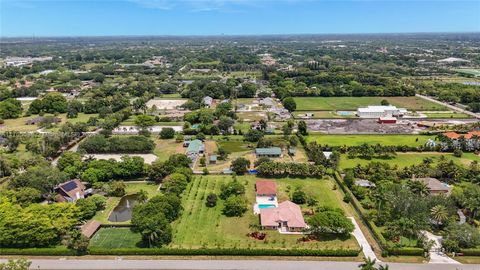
[230, 157, 250, 175]
[297, 120, 308, 135]
[358, 257, 377, 270]
[223, 195, 248, 217]
[430, 205, 449, 228]
[0, 259, 31, 270]
[134, 114, 156, 128]
[159, 127, 175, 139]
[220, 179, 245, 199]
[291, 188, 307, 204]
[282, 97, 296, 112]
[308, 210, 354, 236]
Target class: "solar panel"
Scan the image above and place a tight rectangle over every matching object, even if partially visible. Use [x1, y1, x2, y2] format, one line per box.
[62, 181, 78, 192]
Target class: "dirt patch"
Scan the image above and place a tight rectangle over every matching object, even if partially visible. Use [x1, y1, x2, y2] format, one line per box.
[146, 99, 187, 110]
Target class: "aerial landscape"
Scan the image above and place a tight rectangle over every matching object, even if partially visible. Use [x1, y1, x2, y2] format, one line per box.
[0, 0, 479, 270]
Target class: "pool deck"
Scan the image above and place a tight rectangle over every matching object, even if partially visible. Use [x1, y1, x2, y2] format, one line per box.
[253, 196, 278, 214]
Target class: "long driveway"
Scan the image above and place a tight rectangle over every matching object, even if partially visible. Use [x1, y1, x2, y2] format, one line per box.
[348, 217, 378, 261]
[2, 259, 479, 270]
[416, 94, 480, 118]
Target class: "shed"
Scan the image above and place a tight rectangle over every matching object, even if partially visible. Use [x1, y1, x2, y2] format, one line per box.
[288, 147, 296, 156]
[209, 155, 217, 164]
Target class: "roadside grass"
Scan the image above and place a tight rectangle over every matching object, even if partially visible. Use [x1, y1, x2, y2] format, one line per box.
[170, 175, 358, 250]
[339, 152, 480, 170]
[293, 97, 446, 111]
[306, 134, 436, 147]
[89, 227, 143, 248]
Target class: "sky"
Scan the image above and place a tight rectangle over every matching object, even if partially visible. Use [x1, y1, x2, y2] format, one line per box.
[1, 0, 479, 37]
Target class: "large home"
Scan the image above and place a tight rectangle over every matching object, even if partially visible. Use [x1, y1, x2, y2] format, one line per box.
[55, 179, 90, 203]
[185, 139, 205, 155]
[255, 147, 282, 158]
[440, 131, 480, 151]
[356, 105, 407, 118]
[254, 180, 278, 214]
[260, 201, 307, 233]
[412, 177, 451, 195]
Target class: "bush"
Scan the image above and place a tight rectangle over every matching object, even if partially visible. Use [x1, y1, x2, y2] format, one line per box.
[159, 128, 175, 139]
[206, 193, 217, 207]
[223, 195, 248, 217]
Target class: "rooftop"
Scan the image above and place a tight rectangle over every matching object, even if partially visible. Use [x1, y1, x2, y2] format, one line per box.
[256, 180, 277, 196]
[186, 139, 204, 154]
[256, 147, 282, 156]
[260, 201, 306, 228]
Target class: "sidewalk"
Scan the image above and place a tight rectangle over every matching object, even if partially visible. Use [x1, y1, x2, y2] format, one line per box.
[348, 217, 378, 261]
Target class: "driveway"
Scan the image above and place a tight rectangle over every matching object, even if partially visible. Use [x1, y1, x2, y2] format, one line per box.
[422, 231, 461, 264]
[348, 217, 378, 261]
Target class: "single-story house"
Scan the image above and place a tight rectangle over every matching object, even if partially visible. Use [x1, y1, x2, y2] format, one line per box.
[412, 177, 451, 195]
[203, 96, 213, 107]
[355, 179, 376, 188]
[256, 147, 282, 158]
[260, 201, 307, 232]
[186, 139, 204, 155]
[209, 155, 217, 164]
[26, 116, 61, 125]
[256, 180, 277, 197]
[55, 179, 89, 203]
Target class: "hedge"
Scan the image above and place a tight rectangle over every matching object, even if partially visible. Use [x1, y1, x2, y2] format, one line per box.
[386, 247, 424, 256]
[0, 247, 360, 257]
[0, 247, 77, 256]
[89, 247, 360, 257]
[459, 249, 480, 256]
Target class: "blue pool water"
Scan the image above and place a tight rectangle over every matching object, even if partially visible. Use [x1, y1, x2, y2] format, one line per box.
[258, 204, 276, 209]
[337, 111, 355, 116]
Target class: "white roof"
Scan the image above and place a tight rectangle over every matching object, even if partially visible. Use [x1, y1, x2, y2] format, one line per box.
[358, 105, 406, 113]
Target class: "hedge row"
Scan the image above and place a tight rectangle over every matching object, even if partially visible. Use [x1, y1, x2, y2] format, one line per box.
[460, 249, 480, 256]
[0, 247, 77, 256]
[386, 247, 424, 256]
[89, 247, 360, 257]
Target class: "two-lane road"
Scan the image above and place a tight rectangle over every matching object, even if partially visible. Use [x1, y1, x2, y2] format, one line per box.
[3, 259, 479, 270]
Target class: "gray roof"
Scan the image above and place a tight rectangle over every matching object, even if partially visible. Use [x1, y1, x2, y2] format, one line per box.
[256, 147, 282, 156]
[413, 178, 451, 193]
[355, 179, 376, 188]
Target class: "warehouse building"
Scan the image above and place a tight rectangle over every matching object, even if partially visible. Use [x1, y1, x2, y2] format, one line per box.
[357, 105, 407, 118]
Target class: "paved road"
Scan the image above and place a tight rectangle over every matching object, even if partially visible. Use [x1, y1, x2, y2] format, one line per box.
[2, 259, 479, 270]
[348, 217, 378, 261]
[416, 94, 480, 119]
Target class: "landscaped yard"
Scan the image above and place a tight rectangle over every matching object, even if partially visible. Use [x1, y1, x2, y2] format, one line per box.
[170, 175, 358, 250]
[339, 152, 480, 170]
[306, 134, 436, 147]
[293, 97, 446, 111]
[89, 227, 143, 248]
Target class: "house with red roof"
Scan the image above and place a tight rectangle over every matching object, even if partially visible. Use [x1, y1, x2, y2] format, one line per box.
[55, 179, 90, 203]
[254, 180, 278, 214]
[440, 131, 480, 151]
[260, 201, 307, 233]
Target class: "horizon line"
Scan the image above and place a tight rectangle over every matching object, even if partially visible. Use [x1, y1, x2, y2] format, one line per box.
[2, 31, 480, 39]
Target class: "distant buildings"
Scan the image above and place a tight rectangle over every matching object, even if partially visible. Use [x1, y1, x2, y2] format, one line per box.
[437, 57, 470, 64]
[4, 56, 53, 67]
[357, 105, 407, 118]
[25, 116, 61, 125]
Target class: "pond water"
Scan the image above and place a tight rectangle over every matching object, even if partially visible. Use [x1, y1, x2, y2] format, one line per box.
[108, 194, 139, 222]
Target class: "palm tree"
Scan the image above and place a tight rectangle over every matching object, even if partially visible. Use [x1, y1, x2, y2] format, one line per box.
[378, 265, 389, 270]
[407, 180, 430, 197]
[430, 205, 449, 228]
[358, 257, 377, 270]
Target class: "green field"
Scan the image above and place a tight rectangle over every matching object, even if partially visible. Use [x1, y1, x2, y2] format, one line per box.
[423, 112, 471, 119]
[307, 134, 436, 147]
[454, 69, 480, 77]
[89, 227, 142, 248]
[293, 111, 356, 119]
[293, 97, 446, 111]
[217, 140, 253, 153]
[339, 152, 480, 170]
[170, 175, 357, 250]
[0, 113, 97, 132]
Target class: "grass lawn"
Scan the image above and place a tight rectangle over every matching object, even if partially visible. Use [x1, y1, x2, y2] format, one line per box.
[89, 227, 143, 248]
[293, 97, 446, 111]
[306, 134, 436, 147]
[423, 112, 471, 119]
[0, 113, 97, 132]
[217, 140, 254, 153]
[153, 139, 184, 162]
[170, 175, 358, 250]
[236, 112, 267, 121]
[339, 152, 480, 170]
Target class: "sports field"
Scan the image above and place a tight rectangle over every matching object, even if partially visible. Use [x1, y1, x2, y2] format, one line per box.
[293, 97, 446, 111]
[170, 175, 358, 250]
[306, 134, 436, 147]
[89, 227, 142, 248]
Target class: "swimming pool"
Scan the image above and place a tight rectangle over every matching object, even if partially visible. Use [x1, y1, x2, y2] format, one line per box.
[258, 204, 276, 209]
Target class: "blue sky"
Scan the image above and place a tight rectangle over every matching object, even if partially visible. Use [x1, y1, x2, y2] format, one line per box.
[1, 0, 479, 37]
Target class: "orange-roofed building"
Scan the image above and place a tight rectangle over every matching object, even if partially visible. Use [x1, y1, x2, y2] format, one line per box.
[260, 201, 307, 232]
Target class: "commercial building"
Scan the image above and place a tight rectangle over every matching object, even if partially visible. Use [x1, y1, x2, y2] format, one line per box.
[357, 106, 407, 118]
